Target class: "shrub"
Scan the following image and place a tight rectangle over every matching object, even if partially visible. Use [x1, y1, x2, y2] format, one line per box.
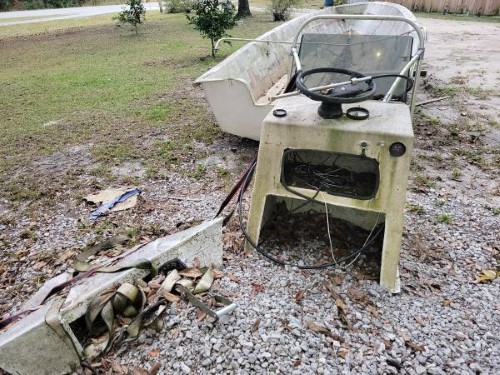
[268, 0, 301, 21]
[187, 0, 236, 58]
[164, 0, 194, 14]
[114, 0, 146, 35]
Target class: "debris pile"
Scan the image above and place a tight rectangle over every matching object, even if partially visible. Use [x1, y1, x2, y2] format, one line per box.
[81, 259, 234, 361]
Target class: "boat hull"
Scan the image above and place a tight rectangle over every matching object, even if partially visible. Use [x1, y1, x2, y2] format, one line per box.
[195, 2, 420, 141]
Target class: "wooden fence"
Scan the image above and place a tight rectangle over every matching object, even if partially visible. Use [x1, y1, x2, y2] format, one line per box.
[352, 0, 500, 15]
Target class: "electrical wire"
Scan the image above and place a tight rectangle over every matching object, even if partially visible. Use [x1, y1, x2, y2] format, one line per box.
[238, 161, 385, 270]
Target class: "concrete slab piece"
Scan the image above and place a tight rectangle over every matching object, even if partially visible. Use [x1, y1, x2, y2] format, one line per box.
[0, 219, 223, 375]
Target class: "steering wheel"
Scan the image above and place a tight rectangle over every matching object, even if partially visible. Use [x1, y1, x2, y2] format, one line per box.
[295, 67, 376, 119]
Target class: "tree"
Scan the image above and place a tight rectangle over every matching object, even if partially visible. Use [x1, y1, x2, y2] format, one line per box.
[187, 0, 237, 58]
[114, 0, 146, 35]
[236, 0, 251, 19]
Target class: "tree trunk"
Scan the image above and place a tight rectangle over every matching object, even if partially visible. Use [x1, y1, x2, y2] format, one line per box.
[211, 39, 215, 58]
[236, 0, 252, 19]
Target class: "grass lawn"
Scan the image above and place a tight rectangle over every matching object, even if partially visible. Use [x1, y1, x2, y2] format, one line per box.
[0, 11, 279, 203]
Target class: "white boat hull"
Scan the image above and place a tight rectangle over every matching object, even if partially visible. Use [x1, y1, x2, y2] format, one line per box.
[194, 2, 420, 141]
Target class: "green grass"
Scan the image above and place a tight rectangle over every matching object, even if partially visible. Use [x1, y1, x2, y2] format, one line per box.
[406, 203, 425, 215]
[0, 11, 280, 203]
[437, 213, 452, 224]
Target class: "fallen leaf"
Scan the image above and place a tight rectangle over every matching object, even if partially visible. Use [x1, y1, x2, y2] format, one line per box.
[443, 299, 452, 307]
[335, 298, 349, 326]
[324, 280, 342, 300]
[304, 320, 329, 334]
[195, 309, 207, 321]
[212, 269, 224, 279]
[179, 267, 203, 279]
[295, 290, 305, 303]
[148, 349, 160, 357]
[162, 291, 181, 303]
[101, 359, 127, 374]
[405, 339, 425, 352]
[251, 283, 265, 293]
[148, 280, 162, 290]
[367, 305, 379, 317]
[149, 362, 161, 375]
[414, 315, 425, 326]
[338, 348, 349, 359]
[228, 273, 239, 282]
[328, 275, 344, 286]
[170, 327, 180, 339]
[251, 319, 260, 332]
[57, 249, 75, 263]
[347, 287, 368, 304]
[293, 359, 301, 367]
[32, 261, 47, 270]
[475, 269, 497, 283]
[133, 367, 149, 375]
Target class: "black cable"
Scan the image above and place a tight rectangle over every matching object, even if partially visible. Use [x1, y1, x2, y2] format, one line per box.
[238, 161, 385, 270]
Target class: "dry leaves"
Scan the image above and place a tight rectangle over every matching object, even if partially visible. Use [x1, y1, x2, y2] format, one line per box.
[179, 268, 204, 279]
[295, 290, 305, 303]
[367, 305, 379, 317]
[132, 367, 149, 375]
[32, 261, 47, 270]
[228, 273, 239, 282]
[195, 309, 207, 321]
[304, 320, 330, 334]
[338, 347, 349, 359]
[149, 362, 161, 375]
[335, 298, 349, 326]
[101, 359, 128, 374]
[148, 349, 160, 357]
[475, 269, 498, 283]
[414, 315, 426, 326]
[346, 287, 368, 304]
[405, 339, 425, 352]
[251, 318, 261, 333]
[162, 291, 181, 303]
[251, 283, 265, 293]
[212, 269, 224, 279]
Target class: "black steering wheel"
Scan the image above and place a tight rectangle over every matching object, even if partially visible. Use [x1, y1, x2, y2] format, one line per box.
[296, 67, 376, 103]
[295, 67, 376, 119]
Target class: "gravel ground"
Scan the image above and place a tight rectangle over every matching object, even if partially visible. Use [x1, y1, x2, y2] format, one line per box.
[1, 15, 499, 375]
[92, 16, 499, 375]
[99, 191, 499, 375]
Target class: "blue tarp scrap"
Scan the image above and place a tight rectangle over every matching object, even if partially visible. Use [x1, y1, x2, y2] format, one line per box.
[90, 188, 141, 220]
